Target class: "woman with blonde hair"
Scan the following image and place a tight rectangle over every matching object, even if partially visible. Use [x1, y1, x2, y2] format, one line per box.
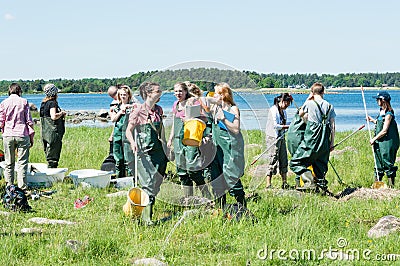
[40, 84, 66, 168]
[110, 85, 136, 178]
[209, 82, 246, 208]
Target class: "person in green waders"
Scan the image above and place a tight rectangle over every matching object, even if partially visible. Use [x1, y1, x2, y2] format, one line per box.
[110, 85, 136, 178]
[289, 82, 336, 192]
[125, 82, 167, 226]
[40, 84, 66, 168]
[367, 91, 399, 188]
[167, 82, 211, 199]
[209, 82, 246, 208]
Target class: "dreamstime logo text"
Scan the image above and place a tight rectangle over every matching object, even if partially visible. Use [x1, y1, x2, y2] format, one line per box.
[257, 238, 400, 261]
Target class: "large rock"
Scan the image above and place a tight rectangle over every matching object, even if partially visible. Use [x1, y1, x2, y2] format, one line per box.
[367, 215, 400, 238]
[97, 109, 109, 118]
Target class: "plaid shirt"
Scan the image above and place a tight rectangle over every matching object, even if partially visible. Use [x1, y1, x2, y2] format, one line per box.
[0, 94, 34, 137]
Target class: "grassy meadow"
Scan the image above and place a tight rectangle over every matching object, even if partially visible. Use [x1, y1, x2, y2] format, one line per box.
[1, 125, 400, 265]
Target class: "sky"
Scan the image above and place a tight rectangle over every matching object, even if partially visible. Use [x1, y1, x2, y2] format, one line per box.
[1, 0, 399, 80]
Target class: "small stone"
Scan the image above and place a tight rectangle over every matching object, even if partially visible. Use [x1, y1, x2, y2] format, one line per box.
[28, 217, 76, 225]
[66, 239, 82, 252]
[133, 258, 167, 265]
[21, 228, 43, 234]
[368, 215, 400, 238]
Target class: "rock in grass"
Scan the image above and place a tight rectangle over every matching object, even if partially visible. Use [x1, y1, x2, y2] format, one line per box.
[0, 211, 11, 216]
[338, 188, 400, 201]
[28, 217, 76, 225]
[367, 215, 400, 238]
[133, 258, 167, 265]
[66, 239, 82, 252]
[21, 227, 43, 234]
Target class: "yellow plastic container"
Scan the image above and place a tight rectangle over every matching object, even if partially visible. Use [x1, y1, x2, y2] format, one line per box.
[299, 166, 316, 187]
[182, 118, 206, 146]
[123, 187, 149, 217]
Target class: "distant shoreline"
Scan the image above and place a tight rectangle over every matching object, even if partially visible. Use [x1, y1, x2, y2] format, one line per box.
[235, 86, 400, 94]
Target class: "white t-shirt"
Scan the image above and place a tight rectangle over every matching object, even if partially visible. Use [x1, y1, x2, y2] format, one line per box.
[265, 105, 287, 138]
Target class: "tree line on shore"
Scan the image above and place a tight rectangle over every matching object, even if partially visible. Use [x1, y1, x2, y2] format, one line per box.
[1, 68, 399, 94]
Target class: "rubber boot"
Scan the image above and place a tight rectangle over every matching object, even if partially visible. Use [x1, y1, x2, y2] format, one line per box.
[141, 203, 154, 226]
[235, 194, 247, 208]
[388, 176, 395, 188]
[281, 172, 290, 189]
[183, 185, 194, 198]
[297, 170, 316, 190]
[216, 195, 226, 210]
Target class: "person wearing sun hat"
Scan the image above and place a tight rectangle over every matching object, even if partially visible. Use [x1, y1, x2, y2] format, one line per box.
[40, 83, 66, 168]
[367, 91, 399, 187]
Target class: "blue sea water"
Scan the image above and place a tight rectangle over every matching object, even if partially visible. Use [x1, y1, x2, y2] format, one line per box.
[3, 90, 399, 132]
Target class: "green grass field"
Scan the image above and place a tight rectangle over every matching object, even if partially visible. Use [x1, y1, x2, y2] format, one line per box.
[1, 125, 399, 265]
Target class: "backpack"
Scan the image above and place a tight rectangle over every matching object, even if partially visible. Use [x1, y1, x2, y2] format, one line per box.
[3, 185, 31, 212]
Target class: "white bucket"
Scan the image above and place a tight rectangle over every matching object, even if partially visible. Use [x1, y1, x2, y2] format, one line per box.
[0, 162, 68, 188]
[69, 169, 112, 188]
[27, 164, 68, 188]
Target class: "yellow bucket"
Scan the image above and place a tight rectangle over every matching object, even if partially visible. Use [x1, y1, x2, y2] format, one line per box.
[182, 118, 206, 146]
[123, 187, 149, 217]
[299, 166, 316, 187]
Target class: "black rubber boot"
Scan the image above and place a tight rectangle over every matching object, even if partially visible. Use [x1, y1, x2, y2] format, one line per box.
[235, 194, 247, 208]
[216, 195, 226, 210]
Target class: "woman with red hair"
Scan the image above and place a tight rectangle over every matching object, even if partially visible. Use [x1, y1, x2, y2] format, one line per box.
[209, 82, 246, 208]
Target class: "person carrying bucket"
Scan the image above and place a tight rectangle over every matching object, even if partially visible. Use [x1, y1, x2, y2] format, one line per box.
[167, 82, 211, 199]
[125, 82, 168, 226]
[187, 82, 216, 183]
[111, 85, 136, 178]
[289, 82, 336, 192]
[265, 93, 293, 189]
[367, 91, 399, 188]
[209, 82, 246, 208]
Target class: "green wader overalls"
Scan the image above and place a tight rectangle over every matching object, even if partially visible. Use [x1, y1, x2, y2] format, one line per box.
[373, 110, 399, 186]
[286, 111, 307, 186]
[135, 121, 168, 225]
[210, 119, 246, 208]
[40, 116, 65, 168]
[290, 101, 332, 190]
[173, 116, 210, 197]
[113, 105, 134, 178]
[287, 112, 306, 156]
